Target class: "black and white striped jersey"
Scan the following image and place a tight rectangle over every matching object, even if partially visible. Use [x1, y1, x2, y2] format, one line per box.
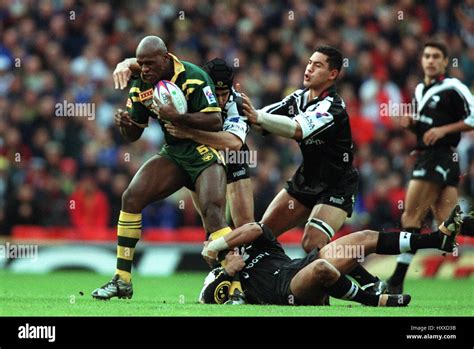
[413, 76, 474, 150]
[222, 88, 249, 144]
[261, 85, 355, 186]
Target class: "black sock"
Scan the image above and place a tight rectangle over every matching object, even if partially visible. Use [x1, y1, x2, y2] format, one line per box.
[376, 232, 407, 254]
[326, 275, 379, 306]
[461, 216, 474, 236]
[376, 227, 429, 255]
[410, 231, 442, 250]
[390, 261, 411, 285]
[388, 228, 421, 285]
[348, 264, 378, 286]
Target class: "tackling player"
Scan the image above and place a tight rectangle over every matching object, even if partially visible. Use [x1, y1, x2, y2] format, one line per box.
[108, 57, 253, 304]
[241, 46, 385, 293]
[199, 206, 467, 306]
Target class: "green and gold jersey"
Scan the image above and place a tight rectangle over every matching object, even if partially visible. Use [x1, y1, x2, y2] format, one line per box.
[125, 53, 221, 145]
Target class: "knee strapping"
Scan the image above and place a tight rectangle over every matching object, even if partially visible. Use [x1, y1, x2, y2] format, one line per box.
[306, 218, 335, 240]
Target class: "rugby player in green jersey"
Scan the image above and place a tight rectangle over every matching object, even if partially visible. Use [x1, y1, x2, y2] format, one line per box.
[92, 36, 237, 300]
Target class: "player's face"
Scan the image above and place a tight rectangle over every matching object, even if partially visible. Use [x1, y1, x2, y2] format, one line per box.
[303, 52, 338, 89]
[215, 89, 230, 109]
[421, 46, 448, 79]
[136, 51, 169, 85]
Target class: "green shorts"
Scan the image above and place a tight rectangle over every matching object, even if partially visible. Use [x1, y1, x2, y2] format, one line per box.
[159, 142, 225, 190]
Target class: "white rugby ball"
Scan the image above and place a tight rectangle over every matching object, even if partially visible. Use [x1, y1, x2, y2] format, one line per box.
[153, 80, 188, 114]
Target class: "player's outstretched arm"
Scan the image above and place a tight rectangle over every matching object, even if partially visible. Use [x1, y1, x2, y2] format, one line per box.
[202, 223, 263, 260]
[240, 92, 303, 140]
[165, 124, 243, 151]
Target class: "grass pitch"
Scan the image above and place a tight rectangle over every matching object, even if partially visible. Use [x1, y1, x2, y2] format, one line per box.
[1, 271, 472, 316]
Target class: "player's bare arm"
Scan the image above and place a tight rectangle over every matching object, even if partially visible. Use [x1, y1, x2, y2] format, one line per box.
[164, 124, 243, 151]
[201, 223, 263, 261]
[240, 92, 303, 140]
[115, 108, 144, 142]
[113, 58, 140, 89]
[423, 120, 474, 146]
[157, 100, 222, 131]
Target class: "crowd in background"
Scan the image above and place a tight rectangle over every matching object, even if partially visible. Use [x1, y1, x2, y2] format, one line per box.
[1, 0, 473, 236]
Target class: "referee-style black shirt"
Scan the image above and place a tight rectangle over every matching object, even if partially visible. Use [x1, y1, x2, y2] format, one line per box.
[413, 76, 474, 150]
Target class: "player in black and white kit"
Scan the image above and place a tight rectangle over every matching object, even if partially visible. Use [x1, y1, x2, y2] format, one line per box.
[165, 58, 253, 304]
[198, 205, 464, 306]
[387, 42, 474, 293]
[241, 46, 385, 292]
[166, 58, 254, 229]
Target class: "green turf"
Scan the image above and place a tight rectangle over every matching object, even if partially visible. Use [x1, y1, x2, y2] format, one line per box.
[0, 271, 472, 316]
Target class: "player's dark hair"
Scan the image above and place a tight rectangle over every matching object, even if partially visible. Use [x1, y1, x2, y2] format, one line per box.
[314, 46, 343, 72]
[424, 41, 448, 58]
[202, 58, 234, 90]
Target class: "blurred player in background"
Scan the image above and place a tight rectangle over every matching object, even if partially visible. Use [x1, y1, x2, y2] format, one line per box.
[199, 206, 464, 306]
[387, 42, 474, 293]
[241, 46, 386, 294]
[92, 35, 237, 300]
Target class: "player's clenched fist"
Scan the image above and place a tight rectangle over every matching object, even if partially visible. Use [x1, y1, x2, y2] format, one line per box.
[115, 108, 133, 127]
[223, 250, 245, 277]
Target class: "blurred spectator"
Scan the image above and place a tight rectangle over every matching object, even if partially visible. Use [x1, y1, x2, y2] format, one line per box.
[5, 183, 41, 231]
[69, 173, 109, 229]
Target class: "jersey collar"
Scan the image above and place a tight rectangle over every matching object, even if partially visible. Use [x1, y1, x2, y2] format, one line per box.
[425, 74, 446, 87]
[302, 84, 336, 109]
[168, 53, 185, 83]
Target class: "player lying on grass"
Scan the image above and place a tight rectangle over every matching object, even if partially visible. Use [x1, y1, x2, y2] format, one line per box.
[199, 205, 466, 306]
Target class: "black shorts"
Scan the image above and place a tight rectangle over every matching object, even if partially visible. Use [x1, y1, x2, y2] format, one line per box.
[226, 144, 251, 183]
[274, 250, 319, 305]
[285, 167, 359, 217]
[411, 148, 460, 187]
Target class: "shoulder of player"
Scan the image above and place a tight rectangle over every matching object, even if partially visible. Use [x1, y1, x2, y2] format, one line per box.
[180, 61, 210, 82]
[442, 77, 471, 97]
[319, 91, 345, 113]
[423, 77, 473, 107]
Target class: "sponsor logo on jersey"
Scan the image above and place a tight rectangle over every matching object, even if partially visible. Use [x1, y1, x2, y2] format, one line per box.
[139, 88, 153, 101]
[329, 196, 345, 205]
[304, 138, 325, 146]
[303, 113, 316, 131]
[227, 117, 240, 123]
[203, 86, 217, 104]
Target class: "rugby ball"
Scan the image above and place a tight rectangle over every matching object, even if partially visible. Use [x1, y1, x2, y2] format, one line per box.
[153, 80, 188, 114]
